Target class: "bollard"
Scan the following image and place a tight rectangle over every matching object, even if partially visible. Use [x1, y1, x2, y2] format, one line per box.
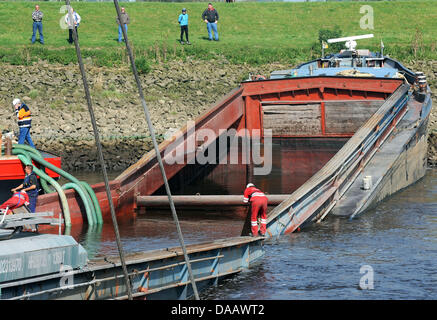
[418, 80, 427, 92]
[5, 137, 12, 156]
[362, 176, 372, 190]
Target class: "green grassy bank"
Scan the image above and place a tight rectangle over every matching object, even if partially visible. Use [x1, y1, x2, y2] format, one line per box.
[0, 1, 436, 68]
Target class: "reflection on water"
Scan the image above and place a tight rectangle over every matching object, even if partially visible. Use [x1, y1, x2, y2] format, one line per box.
[74, 211, 246, 260]
[68, 139, 437, 299]
[58, 170, 123, 186]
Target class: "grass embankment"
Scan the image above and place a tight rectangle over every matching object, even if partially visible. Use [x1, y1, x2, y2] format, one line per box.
[0, 1, 436, 69]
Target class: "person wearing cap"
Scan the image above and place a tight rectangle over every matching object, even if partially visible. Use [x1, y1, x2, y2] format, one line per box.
[12, 98, 36, 149]
[116, 7, 130, 43]
[243, 183, 268, 237]
[31, 4, 44, 45]
[202, 3, 219, 41]
[178, 8, 190, 45]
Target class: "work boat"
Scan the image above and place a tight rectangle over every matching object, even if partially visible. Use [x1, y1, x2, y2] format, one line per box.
[0, 140, 61, 204]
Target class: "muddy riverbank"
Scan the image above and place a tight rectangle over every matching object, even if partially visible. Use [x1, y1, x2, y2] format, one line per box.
[0, 58, 435, 171]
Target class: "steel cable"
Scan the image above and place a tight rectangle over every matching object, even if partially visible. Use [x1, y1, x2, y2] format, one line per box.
[113, 0, 200, 300]
[64, 0, 133, 300]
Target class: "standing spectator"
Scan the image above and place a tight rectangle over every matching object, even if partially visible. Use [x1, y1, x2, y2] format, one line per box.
[12, 98, 36, 149]
[65, 7, 81, 44]
[202, 3, 219, 41]
[178, 8, 190, 45]
[31, 4, 44, 45]
[116, 7, 130, 43]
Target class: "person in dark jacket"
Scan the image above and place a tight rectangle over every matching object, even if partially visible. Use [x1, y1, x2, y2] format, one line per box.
[117, 7, 130, 43]
[11, 165, 40, 213]
[202, 3, 219, 41]
[13, 98, 36, 149]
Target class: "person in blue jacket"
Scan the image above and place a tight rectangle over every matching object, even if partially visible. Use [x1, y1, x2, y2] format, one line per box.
[178, 8, 190, 45]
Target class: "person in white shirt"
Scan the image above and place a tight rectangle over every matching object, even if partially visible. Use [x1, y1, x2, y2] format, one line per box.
[65, 7, 81, 44]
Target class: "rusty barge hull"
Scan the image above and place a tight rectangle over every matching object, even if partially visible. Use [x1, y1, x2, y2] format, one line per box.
[37, 66, 430, 239]
[36, 76, 404, 230]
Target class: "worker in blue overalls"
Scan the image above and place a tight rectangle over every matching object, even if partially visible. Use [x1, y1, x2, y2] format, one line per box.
[11, 164, 40, 213]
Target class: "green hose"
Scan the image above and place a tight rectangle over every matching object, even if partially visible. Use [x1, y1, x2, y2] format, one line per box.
[12, 144, 102, 224]
[17, 148, 97, 224]
[80, 181, 103, 224]
[62, 182, 95, 226]
[12, 144, 54, 194]
[15, 153, 72, 227]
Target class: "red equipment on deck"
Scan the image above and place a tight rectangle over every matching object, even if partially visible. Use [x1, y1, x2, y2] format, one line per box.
[0, 154, 61, 181]
[0, 191, 29, 215]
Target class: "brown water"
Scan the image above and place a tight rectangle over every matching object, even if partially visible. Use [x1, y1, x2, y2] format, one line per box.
[69, 139, 437, 299]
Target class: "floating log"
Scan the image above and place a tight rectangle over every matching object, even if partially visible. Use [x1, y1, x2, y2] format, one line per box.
[136, 195, 289, 207]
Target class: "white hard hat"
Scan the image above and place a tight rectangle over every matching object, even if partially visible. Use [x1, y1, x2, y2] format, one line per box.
[246, 183, 255, 188]
[12, 98, 21, 106]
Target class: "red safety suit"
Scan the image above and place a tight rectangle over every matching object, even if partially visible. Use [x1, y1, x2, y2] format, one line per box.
[0, 191, 29, 215]
[243, 186, 267, 236]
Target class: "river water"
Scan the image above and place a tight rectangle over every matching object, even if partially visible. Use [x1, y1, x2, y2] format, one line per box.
[67, 139, 437, 300]
[202, 168, 437, 300]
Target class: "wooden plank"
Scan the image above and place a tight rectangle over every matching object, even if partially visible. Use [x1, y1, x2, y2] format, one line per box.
[262, 104, 321, 136]
[324, 101, 384, 134]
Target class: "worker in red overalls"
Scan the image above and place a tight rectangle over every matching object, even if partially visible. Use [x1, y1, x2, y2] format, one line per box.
[0, 190, 30, 215]
[243, 183, 268, 237]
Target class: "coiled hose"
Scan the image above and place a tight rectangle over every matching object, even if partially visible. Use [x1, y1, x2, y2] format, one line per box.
[12, 144, 103, 225]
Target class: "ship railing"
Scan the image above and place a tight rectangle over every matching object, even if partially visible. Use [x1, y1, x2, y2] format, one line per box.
[265, 83, 410, 237]
[0, 211, 63, 240]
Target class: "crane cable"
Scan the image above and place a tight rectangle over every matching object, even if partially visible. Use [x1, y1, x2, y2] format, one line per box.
[113, 0, 200, 300]
[64, 0, 133, 300]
